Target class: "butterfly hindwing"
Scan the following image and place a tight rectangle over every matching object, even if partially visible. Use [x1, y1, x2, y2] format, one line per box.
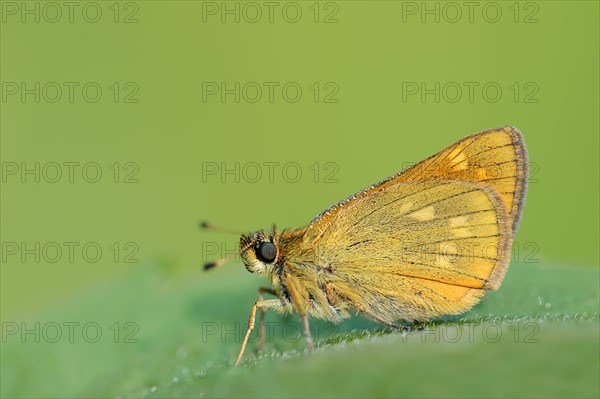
[312, 179, 511, 323]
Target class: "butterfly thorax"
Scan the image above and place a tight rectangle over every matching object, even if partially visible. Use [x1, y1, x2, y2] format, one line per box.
[239, 227, 345, 322]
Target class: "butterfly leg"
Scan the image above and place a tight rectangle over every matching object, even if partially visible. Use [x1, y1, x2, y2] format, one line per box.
[370, 316, 422, 332]
[301, 313, 314, 352]
[350, 301, 422, 332]
[255, 287, 276, 355]
[389, 323, 423, 332]
[235, 298, 282, 367]
[375, 319, 424, 333]
[282, 274, 314, 352]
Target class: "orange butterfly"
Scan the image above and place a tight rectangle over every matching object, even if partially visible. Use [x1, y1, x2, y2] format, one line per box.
[205, 126, 528, 366]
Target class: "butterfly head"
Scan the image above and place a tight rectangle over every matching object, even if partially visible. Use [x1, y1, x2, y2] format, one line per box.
[239, 227, 280, 275]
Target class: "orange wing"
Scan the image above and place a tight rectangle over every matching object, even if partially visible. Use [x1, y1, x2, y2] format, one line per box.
[300, 127, 528, 324]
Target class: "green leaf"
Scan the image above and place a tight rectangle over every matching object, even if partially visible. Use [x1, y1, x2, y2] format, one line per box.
[2, 262, 598, 398]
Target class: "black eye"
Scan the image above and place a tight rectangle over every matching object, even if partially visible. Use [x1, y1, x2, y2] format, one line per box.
[256, 242, 277, 263]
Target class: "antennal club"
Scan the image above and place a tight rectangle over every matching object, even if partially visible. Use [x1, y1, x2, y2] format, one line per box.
[200, 221, 242, 271]
[199, 221, 244, 235]
[203, 255, 236, 271]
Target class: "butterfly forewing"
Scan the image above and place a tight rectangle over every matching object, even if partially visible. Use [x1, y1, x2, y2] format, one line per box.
[307, 127, 527, 242]
[390, 126, 528, 233]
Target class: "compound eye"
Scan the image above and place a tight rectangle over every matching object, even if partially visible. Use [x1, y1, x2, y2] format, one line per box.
[256, 242, 277, 263]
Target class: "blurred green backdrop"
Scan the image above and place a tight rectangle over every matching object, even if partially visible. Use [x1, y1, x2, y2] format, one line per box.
[1, 1, 598, 398]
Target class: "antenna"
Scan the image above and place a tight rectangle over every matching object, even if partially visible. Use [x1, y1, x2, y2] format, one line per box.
[200, 221, 241, 271]
[199, 221, 244, 235]
[203, 254, 236, 271]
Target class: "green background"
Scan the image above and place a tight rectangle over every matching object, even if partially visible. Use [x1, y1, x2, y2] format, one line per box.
[1, 1, 598, 398]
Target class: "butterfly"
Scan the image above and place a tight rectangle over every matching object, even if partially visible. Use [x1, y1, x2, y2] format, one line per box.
[204, 126, 528, 366]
